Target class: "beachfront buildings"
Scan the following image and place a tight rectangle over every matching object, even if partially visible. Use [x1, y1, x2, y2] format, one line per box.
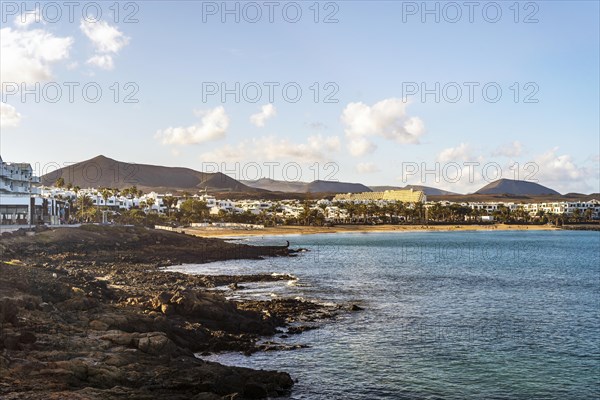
[522, 201, 600, 218]
[333, 189, 427, 203]
[0, 156, 68, 225]
[0, 156, 37, 224]
[32, 182, 600, 225]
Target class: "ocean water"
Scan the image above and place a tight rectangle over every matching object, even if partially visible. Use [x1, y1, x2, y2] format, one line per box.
[167, 231, 600, 399]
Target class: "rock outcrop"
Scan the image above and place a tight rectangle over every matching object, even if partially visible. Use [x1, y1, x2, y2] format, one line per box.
[0, 226, 325, 399]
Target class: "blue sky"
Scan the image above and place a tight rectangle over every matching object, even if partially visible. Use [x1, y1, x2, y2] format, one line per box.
[1, 1, 598, 193]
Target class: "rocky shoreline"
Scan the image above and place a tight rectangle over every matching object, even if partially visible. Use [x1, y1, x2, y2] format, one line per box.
[0, 225, 343, 399]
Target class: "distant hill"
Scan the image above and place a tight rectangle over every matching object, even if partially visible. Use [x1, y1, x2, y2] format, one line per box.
[242, 178, 371, 193]
[369, 185, 459, 196]
[41, 155, 258, 192]
[240, 178, 307, 193]
[475, 179, 560, 196]
[306, 180, 372, 193]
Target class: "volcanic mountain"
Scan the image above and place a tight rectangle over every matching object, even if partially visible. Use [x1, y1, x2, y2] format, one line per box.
[369, 185, 459, 196]
[40, 155, 257, 192]
[475, 179, 560, 196]
[241, 178, 372, 193]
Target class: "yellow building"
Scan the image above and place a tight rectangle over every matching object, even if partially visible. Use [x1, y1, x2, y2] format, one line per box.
[333, 189, 426, 203]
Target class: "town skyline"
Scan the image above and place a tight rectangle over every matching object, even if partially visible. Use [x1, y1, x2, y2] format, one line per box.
[1, 1, 598, 194]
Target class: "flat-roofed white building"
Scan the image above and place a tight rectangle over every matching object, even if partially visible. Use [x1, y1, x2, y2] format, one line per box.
[1, 156, 68, 225]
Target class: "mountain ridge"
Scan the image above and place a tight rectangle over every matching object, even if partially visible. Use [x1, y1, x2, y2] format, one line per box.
[369, 185, 459, 196]
[41, 155, 258, 192]
[241, 178, 372, 193]
[39, 156, 572, 197]
[475, 178, 561, 196]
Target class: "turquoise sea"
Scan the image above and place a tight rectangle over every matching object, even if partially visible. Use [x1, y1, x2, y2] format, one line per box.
[168, 231, 600, 399]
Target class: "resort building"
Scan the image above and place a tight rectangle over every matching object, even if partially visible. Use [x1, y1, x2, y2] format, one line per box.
[1, 156, 67, 225]
[333, 189, 427, 203]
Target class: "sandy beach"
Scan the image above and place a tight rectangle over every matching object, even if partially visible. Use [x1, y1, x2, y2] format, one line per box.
[185, 223, 558, 238]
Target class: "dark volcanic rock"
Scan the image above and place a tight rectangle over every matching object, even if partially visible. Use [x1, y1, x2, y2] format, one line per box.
[0, 225, 344, 399]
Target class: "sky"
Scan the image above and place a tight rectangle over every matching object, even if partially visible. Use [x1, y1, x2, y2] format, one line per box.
[1, 1, 599, 194]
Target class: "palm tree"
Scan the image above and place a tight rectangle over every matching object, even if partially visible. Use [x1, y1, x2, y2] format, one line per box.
[162, 196, 176, 217]
[394, 201, 406, 222]
[414, 203, 424, 224]
[146, 197, 156, 213]
[269, 202, 281, 225]
[55, 177, 65, 188]
[299, 201, 312, 226]
[355, 203, 367, 223]
[572, 208, 581, 223]
[72, 186, 82, 221]
[345, 202, 356, 223]
[101, 188, 112, 209]
[318, 203, 328, 220]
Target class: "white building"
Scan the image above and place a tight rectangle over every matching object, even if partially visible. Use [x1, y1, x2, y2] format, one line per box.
[1, 156, 68, 225]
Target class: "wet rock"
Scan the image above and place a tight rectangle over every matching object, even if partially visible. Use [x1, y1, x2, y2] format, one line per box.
[89, 320, 110, 331]
[3, 335, 20, 350]
[87, 364, 125, 386]
[18, 331, 37, 344]
[244, 382, 268, 398]
[0, 226, 321, 399]
[214, 372, 244, 395]
[59, 296, 100, 311]
[54, 359, 89, 380]
[192, 394, 223, 400]
[229, 282, 245, 291]
[287, 325, 316, 335]
[350, 304, 364, 311]
[0, 298, 18, 324]
[134, 332, 176, 356]
[104, 353, 133, 367]
[161, 303, 176, 316]
[100, 331, 134, 346]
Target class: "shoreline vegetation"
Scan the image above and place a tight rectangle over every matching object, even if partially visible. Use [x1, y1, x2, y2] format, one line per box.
[184, 223, 565, 238]
[0, 225, 346, 399]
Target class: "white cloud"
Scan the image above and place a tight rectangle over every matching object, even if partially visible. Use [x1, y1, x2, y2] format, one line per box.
[200, 143, 248, 162]
[201, 134, 340, 163]
[348, 137, 377, 157]
[250, 104, 276, 127]
[156, 107, 229, 145]
[80, 19, 129, 69]
[437, 143, 474, 162]
[403, 116, 425, 137]
[254, 135, 340, 162]
[80, 20, 129, 53]
[13, 7, 43, 28]
[532, 148, 595, 193]
[341, 98, 425, 157]
[492, 141, 523, 157]
[407, 146, 597, 194]
[86, 54, 114, 70]
[356, 162, 379, 174]
[0, 27, 73, 84]
[0, 102, 22, 128]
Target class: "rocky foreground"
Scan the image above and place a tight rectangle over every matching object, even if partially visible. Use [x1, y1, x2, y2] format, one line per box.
[0, 225, 341, 399]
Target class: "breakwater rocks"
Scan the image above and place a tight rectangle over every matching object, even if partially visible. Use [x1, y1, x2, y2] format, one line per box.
[560, 224, 600, 231]
[0, 225, 336, 399]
